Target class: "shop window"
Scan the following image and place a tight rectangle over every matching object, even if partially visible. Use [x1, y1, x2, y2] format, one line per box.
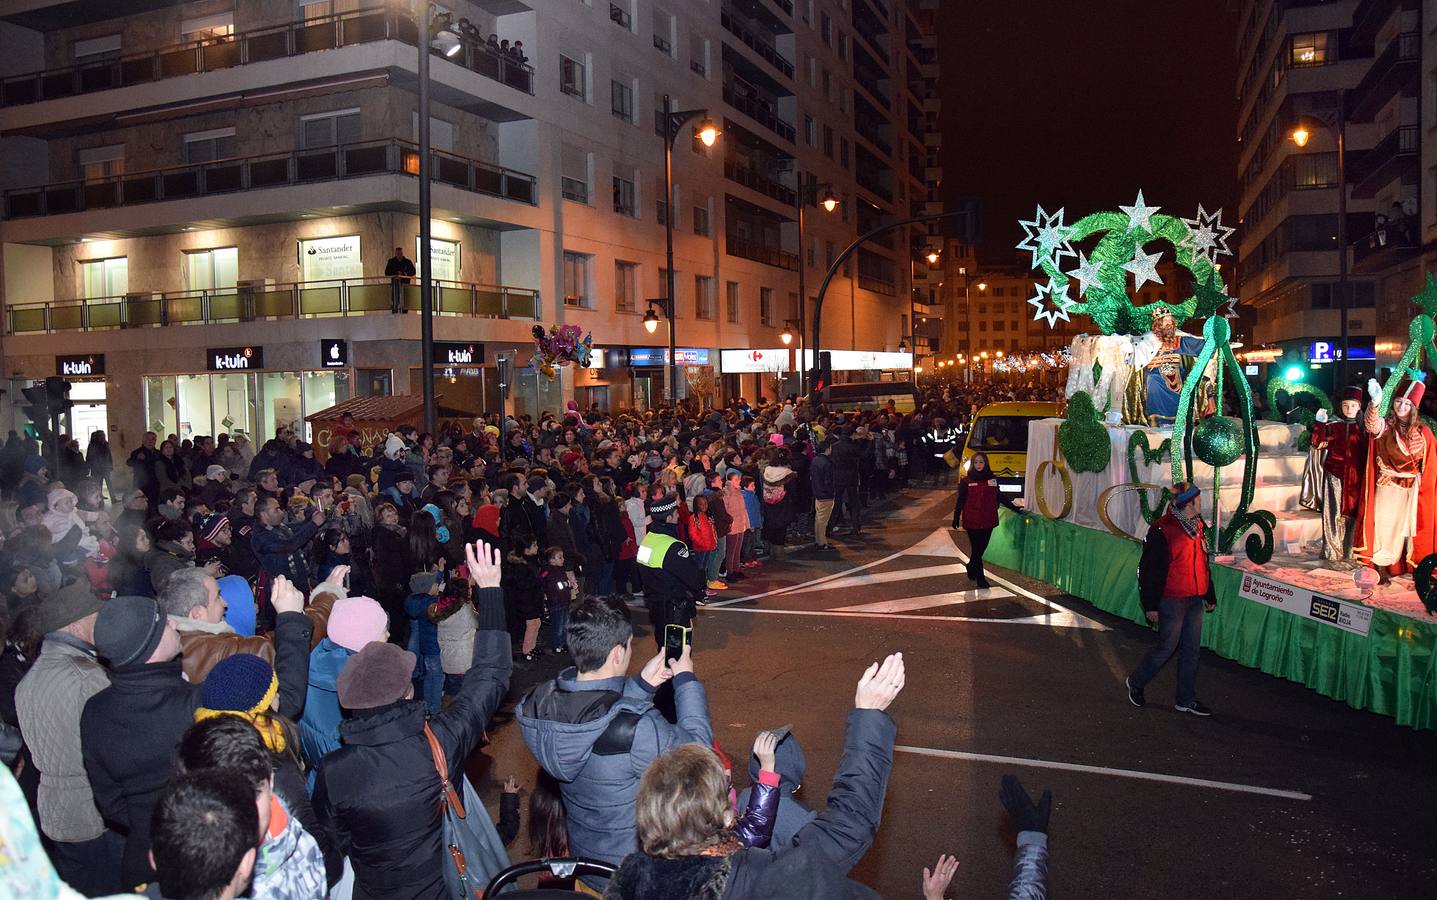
[185, 247, 239, 291]
[145, 376, 178, 437]
[357, 369, 392, 398]
[176, 374, 213, 442]
[210, 372, 254, 438]
[80, 257, 128, 300]
[303, 370, 351, 439]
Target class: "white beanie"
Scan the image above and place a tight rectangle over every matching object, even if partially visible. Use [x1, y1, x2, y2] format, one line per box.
[384, 433, 405, 460]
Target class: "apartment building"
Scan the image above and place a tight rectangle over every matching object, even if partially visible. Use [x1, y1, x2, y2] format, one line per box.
[0, 0, 940, 458]
[1235, 0, 1427, 384]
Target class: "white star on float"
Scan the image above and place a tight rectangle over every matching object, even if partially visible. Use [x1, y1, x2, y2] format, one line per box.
[1069, 250, 1104, 297]
[1016, 204, 1077, 270]
[1179, 204, 1235, 263]
[1028, 277, 1077, 328]
[1119, 190, 1160, 234]
[1123, 245, 1164, 291]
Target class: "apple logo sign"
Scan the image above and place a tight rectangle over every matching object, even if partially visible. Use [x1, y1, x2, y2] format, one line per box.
[329, 343, 340, 360]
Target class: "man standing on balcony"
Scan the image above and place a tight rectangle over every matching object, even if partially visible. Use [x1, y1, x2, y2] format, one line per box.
[385, 246, 416, 314]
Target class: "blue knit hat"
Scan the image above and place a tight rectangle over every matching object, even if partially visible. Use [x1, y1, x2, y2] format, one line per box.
[1173, 481, 1201, 506]
[199, 654, 278, 715]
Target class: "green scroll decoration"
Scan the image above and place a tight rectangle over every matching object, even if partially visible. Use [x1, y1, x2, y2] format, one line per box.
[1127, 431, 1172, 524]
[1169, 316, 1275, 564]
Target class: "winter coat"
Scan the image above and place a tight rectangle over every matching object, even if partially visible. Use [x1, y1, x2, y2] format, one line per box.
[312, 588, 510, 900]
[737, 734, 816, 850]
[81, 612, 313, 887]
[437, 600, 478, 676]
[602, 709, 896, 900]
[952, 474, 1017, 531]
[570, 503, 601, 564]
[152, 455, 187, 496]
[226, 512, 262, 579]
[547, 509, 584, 568]
[734, 775, 780, 848]
[721, 486, 749, 536]
[504, 552, 544, 620]
[1138, 512, 1216, 612]
[174, 591, 333, 684]
[250, 794, 329, 900]
[828, 438, 859, 487]
[809, 455, 835, 501]
[299, 637, 353, 770]
[741, 488, 764, 531]
[252, 520, 320, 590]
[624, 496, 651, 545]
[371, 524, 409, 599]
[14, 634, 109, 843]
[592, 497, 627, 560]
[516, 667, 713, 869]
[86, 439, 113, 475]
[539, 566, 573, 612]
[686, 510, 719, 553]
[145, 540, 196, 594]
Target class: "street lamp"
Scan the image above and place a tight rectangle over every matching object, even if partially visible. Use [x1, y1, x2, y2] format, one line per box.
[925, 250, 940, 265]
[1289, 91, 1349, 387]
[782, 164, 839, 393]
[416, 2, 466, 433]
[659, 94, 719, 404]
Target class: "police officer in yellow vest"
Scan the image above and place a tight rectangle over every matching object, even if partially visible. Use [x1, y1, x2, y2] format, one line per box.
[636, 529, 707, 647]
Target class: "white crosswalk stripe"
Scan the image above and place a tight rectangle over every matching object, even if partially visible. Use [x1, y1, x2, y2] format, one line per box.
[831, 589, 1013, 614]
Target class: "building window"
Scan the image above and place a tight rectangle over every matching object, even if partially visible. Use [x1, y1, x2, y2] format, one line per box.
[183, 127, 236, 164]
[300, 0, 363, 18]
[693, 205, 710, 236]
[823, 125, 834, 158]
[1290, 32, 1330, 67]
[656, 197, 668, 225]
[804, 114, 816, 146]
[561, 145, 590, 202]
[613, 174, 636, 216]
[563, 252, 592, 307]
[653, 7, 674, 56]
[726, 281, 740, 322]
[611, 79, 634, 122]
[184, 247, 238, 291]
[78, 145, 124, 183]
[820, 12, 831, 46]
[560, 55, 586, 98]
[615, 260, 638, 311]
[73, 34, 121, 58]
[299, 109, 360, 148]
[840, 137, 849, 169]
[695, 275, 714, 319]
[610, 1, 632, 30]
[838, 32, 847, 61]
[993, 320, 1005, 332]
[690, 32, 709, 76]
[181, 12, 234, 41]
[80, 257, 128, 299]
[760, 287, 774, 326]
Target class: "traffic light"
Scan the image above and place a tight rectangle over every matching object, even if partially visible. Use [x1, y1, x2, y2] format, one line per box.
[19, 383, 52, 439]
[807, 351, 832, 404]
[19, 377, 71, 470]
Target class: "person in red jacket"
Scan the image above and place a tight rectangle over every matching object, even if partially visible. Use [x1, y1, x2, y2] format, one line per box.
[950, 452, 1020, 589]
[1126, 481, 1217, 717]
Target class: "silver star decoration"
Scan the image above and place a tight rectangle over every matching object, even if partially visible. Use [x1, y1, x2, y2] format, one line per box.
[1179, 204, 1235, 263]
[1123, 245, 1164, 290]
[1016, 204, 1077, 270]
[1119, 190, 1160, 234]
[1028, 278, 1077, 328]
[1069, 251, 1104, 298]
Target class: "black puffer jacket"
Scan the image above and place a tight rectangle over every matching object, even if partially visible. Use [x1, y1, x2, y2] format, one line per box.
[312, 587, 511, 900]
[81, 611, 312, 888]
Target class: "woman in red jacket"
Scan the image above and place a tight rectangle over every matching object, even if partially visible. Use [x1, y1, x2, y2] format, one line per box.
[951, 452, 1019, 589]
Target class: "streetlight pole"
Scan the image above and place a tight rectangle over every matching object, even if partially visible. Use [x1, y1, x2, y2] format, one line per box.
[418, 4, 435, 433]
[659, 95, 719, 407]
[1290, 89, 1349, 388]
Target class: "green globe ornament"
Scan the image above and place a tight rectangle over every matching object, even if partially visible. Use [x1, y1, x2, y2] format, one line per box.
[1193, 416, 1244, 467]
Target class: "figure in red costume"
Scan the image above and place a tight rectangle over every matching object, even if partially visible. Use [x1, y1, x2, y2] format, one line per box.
[1355, 377, 1437, 584]
[1310, 387, 1369, 566]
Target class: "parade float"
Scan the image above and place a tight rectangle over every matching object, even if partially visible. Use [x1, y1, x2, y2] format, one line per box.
[983, 194, 1437, 732]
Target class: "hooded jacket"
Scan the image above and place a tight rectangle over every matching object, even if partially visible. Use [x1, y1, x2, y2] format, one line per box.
[298, 637, 354, 770]
[737, 733, 816, 849]
[516, 667, 713, 870]
[145, 540, 195, 594]
[251, 795, 328, 900]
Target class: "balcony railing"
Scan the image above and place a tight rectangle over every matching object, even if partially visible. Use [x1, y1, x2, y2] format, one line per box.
[723, 159, 797, 206]
[858, 274, 896, 295]
[5, 277, 540, 336]
[854, 113, 892, 156]
[1352, 219, 1418, 272]
[721, 9, 795, 79]
[0, 8, 534, 108]
[721, 84, 796, 142]
[2, 140, 536, 220]
[726, 234, 799, 270]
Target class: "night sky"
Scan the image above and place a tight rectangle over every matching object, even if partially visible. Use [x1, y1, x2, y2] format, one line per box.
[936, 1, 1240, 264]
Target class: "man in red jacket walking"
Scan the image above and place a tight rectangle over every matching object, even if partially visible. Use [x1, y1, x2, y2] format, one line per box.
[1126, 481, 1217, 717]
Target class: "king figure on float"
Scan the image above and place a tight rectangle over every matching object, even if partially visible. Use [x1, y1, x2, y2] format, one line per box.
[1310, 387, 1369, 567]
[1355, 377, 1437, 584]
[1127, 306, 1213, 428]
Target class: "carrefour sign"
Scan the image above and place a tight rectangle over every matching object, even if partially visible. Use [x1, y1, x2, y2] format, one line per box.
[719, 348, 816, 373]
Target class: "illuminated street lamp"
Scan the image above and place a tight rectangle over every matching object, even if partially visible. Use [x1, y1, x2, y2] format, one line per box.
[1288, 93, 1349, 385]
[659, 94, 720, 400]
[925, 250, 940, 265]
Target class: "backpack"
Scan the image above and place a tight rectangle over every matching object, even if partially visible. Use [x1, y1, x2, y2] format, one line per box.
[763, 481, 786, 504]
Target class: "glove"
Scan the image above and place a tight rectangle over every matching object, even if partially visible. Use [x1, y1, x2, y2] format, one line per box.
[999, 773, 1052, 834]
[1314, 408, 1327, 424]
[1367, 378, 1383, 405]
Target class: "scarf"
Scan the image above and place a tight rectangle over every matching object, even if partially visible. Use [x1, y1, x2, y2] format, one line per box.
[194, 673, 288, 753]
[1172, 507, 1201, 538]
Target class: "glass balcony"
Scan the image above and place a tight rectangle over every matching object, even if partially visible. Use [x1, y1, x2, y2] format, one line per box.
[6, 277, 540, 335]
[0, 8, 535, 108]
[3, 139, 537, 219]
[721, 9, 795, 79]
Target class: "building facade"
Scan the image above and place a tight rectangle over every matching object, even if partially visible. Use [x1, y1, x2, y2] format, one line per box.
[0, 0, 938, 459]
[1234, 0, 1427, 389]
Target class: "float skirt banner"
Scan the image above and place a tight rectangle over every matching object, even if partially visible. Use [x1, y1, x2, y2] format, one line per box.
[986, 512, 1437, 732]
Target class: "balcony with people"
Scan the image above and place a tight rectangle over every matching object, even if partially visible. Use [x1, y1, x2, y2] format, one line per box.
[0, 6, 536, 115]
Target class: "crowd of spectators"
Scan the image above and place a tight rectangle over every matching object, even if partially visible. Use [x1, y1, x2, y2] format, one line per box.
[0, 386, 1059, 898]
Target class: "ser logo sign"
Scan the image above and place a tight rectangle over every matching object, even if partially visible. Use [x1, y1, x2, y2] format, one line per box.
[1308, 596, 1341, 625]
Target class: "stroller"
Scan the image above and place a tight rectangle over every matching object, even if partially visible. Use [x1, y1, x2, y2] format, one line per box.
[484, 858, 618, 897]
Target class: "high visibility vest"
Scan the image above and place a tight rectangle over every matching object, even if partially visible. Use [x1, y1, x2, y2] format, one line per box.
[636, 531, 682, 569]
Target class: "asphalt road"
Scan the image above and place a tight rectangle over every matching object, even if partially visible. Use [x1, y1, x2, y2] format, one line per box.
[470, 485, 1437, 899]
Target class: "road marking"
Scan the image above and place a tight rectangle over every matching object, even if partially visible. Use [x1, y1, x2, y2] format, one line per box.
[702, 605, 1104, 629]
[894, 745, 1312, 802]
[831, 589, 1013, 613]
[785, 564, 973, 594]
